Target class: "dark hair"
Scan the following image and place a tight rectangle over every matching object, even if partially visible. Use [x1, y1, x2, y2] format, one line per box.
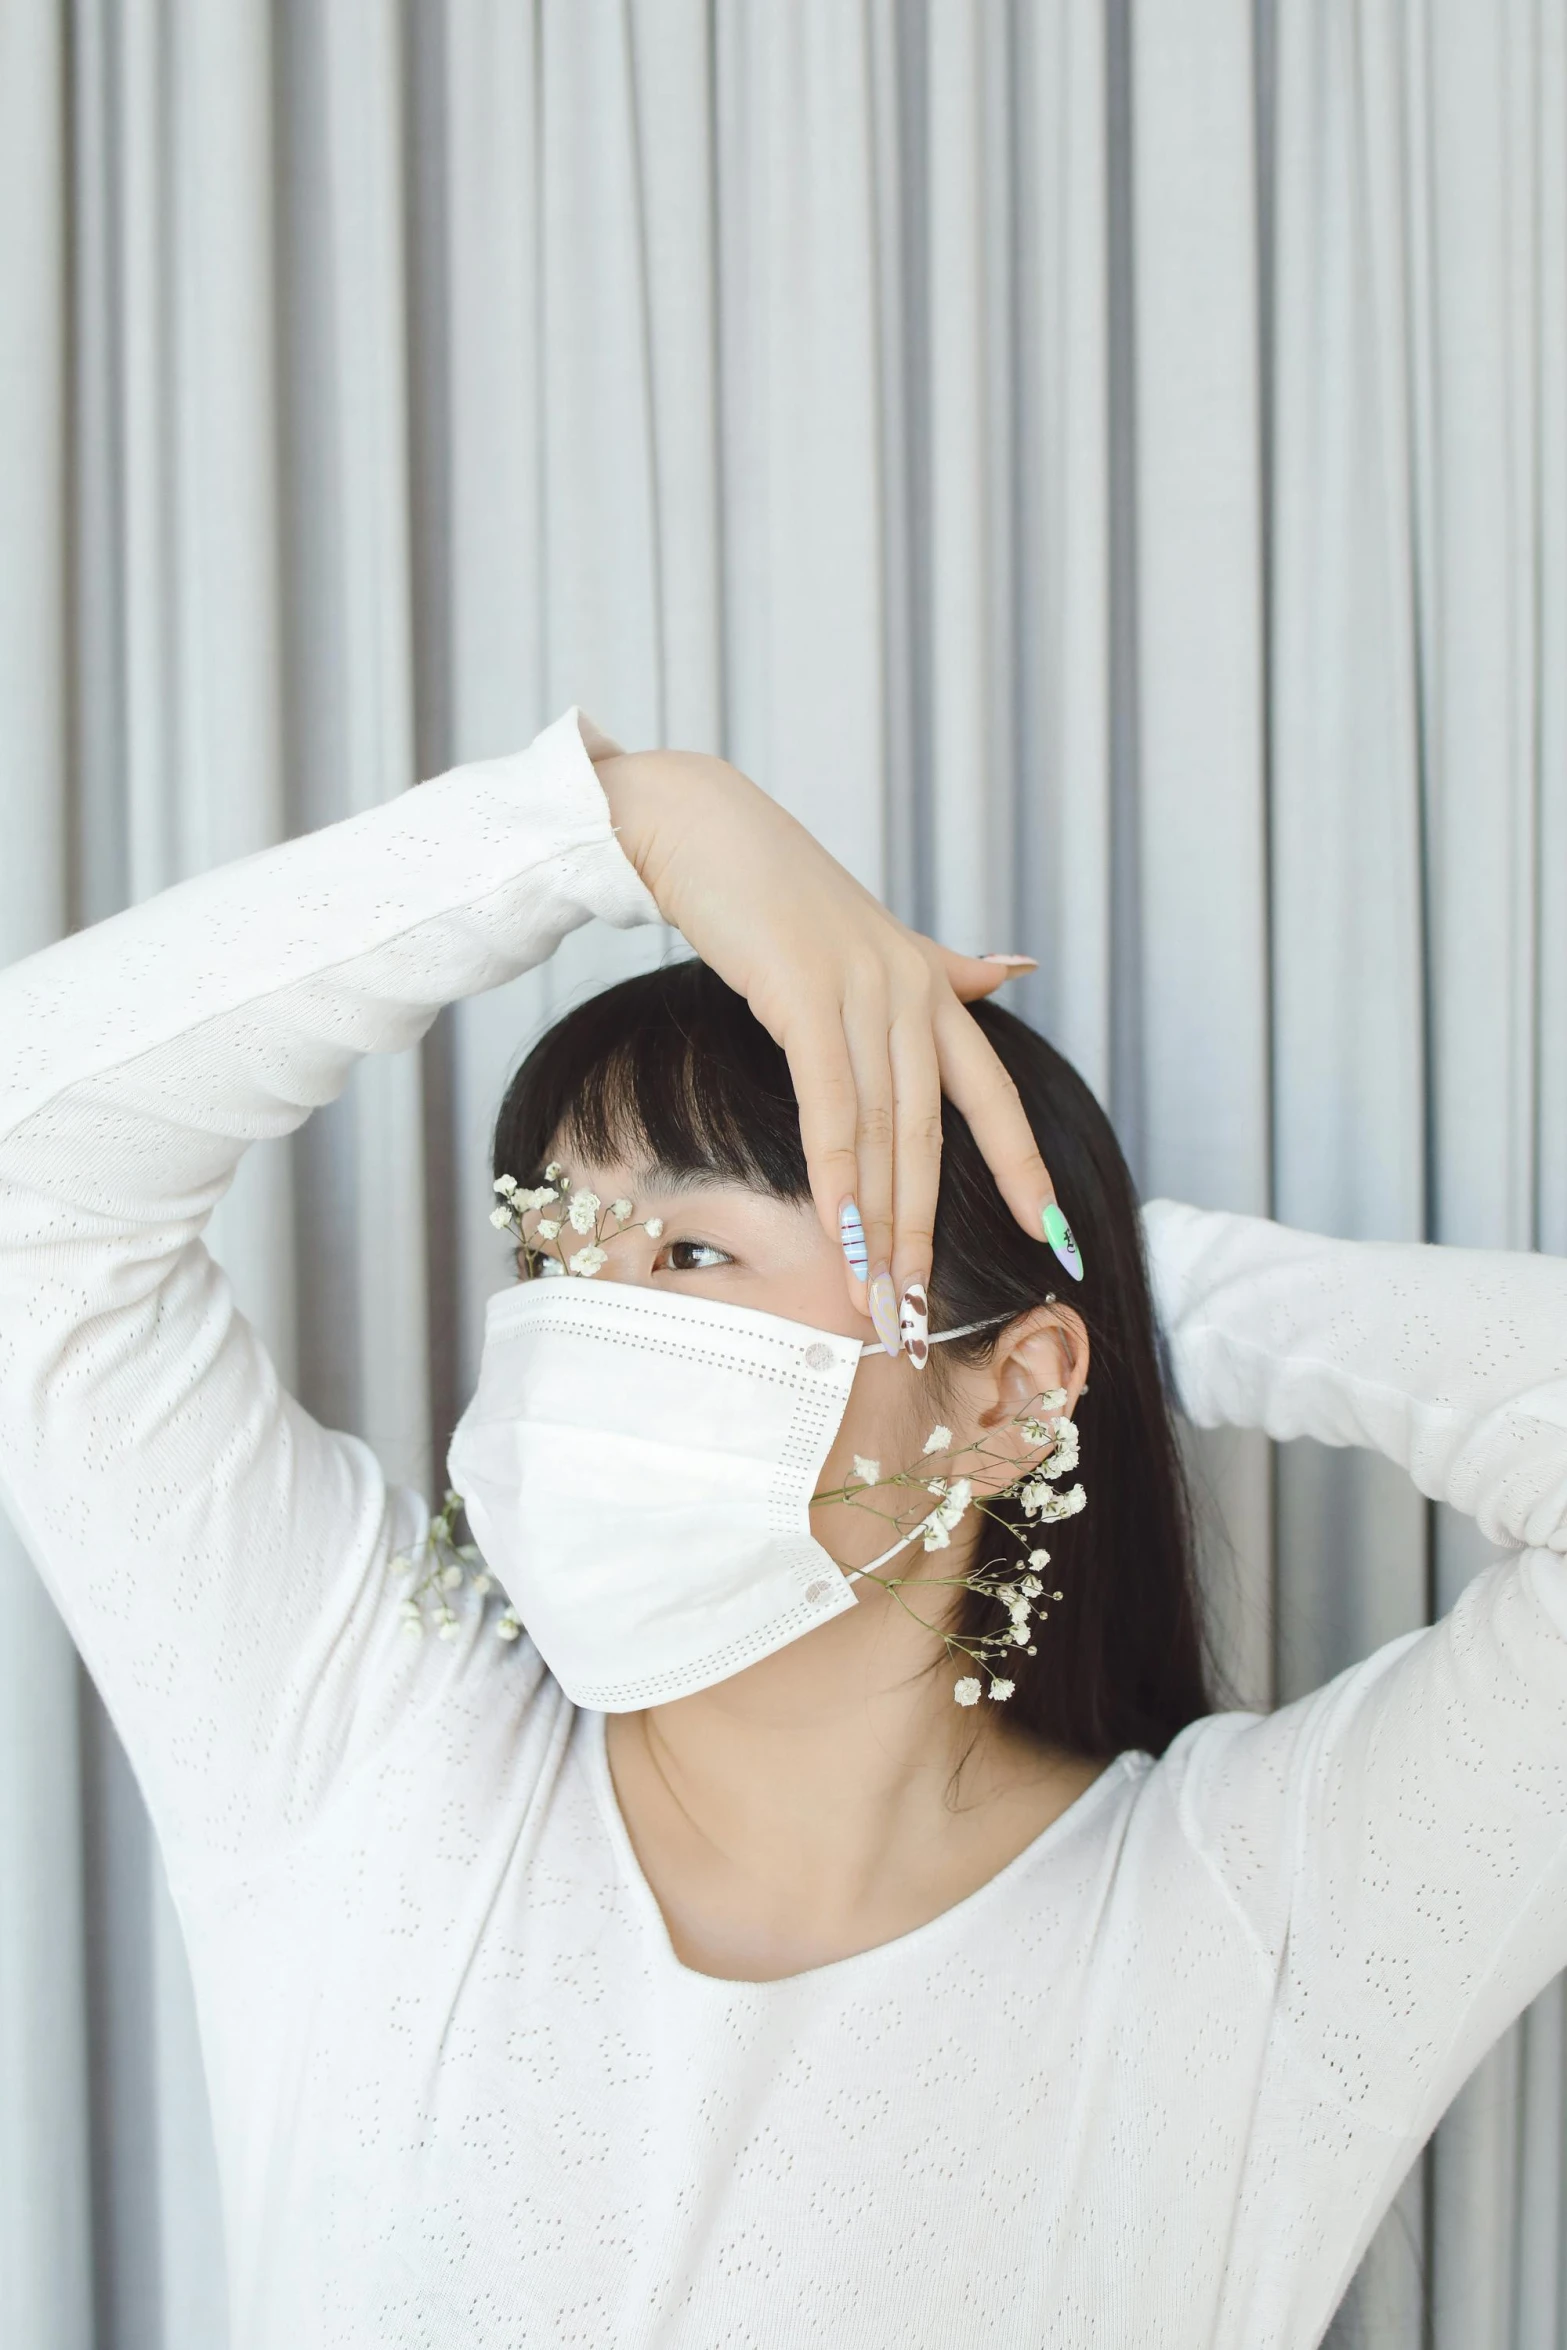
[493, 960, 1218, 1761]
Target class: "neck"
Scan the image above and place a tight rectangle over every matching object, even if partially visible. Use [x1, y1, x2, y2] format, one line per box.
[602, 1597, 1103, 1981]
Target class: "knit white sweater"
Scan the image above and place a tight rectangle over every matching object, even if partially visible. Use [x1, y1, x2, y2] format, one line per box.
[3, 710, 1566, 2350]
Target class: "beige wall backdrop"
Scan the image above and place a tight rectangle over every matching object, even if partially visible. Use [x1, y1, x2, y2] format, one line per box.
[1, 3, 1563, 2345]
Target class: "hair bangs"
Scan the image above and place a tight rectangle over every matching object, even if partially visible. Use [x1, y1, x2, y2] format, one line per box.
[492, 959, 810, 1199]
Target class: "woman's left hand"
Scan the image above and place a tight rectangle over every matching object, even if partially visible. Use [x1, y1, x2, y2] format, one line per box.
[591, 747, 1079, 1348]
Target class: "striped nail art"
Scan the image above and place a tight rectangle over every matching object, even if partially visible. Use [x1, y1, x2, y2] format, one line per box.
[899, 1282, 930, 1368]
[839, 1200, 868, 1280]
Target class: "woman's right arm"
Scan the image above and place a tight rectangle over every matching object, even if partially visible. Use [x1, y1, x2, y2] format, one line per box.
[0, 708, 658, 1877]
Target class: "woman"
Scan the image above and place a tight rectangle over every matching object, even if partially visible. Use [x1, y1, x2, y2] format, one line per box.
[1, 708, 1563, 2349]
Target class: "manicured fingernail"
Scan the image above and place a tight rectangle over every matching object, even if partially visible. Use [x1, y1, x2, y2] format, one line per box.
[899, 1281, 930, 1368]
[981, 952, 1038, 970]
[1042, 1201, 1084, 1281]
[868, 1268, 901, 1355]
[839, 1199, 868, 1281]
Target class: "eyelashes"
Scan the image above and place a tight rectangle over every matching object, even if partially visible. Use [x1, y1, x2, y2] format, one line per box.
[656, 1237, 733, 1272]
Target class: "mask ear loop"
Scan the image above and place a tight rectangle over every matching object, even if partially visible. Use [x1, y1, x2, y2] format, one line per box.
[844, 1310, 1014, 1580]
[856, 1311, 1012, 1359]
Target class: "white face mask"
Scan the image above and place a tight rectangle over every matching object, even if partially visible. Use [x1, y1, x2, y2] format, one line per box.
[445, 1277, 1006, 1712]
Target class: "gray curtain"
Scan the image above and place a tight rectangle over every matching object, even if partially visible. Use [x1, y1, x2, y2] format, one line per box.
[1, 4, 1562, 2345]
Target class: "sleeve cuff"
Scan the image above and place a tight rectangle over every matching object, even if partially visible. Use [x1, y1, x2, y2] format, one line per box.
[479, 705, 660, 935]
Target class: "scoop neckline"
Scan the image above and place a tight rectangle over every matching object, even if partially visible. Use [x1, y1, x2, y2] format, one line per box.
[580, 1704, 1146, 1993]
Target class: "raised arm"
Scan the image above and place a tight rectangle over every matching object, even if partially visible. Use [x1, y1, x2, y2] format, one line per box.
[0, 710, 660, 1875]
[1138, 1198, 1567, 2295]
[0, 710, 1058, 1883]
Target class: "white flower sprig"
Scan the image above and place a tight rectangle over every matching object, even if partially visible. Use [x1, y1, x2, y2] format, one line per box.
[812, 1387, 1084, 1706]
[388, 1488, 522, 1646]
[490, 1161, 665, 1279]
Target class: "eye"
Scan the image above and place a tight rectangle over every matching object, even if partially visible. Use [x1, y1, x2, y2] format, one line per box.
[655, 1237, 734, 1273]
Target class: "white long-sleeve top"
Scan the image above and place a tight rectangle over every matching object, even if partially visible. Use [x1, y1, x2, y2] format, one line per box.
[3, 710, 1566, 2350]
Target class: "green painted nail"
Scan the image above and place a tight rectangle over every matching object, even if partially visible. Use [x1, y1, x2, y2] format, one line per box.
[1042, 1201, 1084, 1281]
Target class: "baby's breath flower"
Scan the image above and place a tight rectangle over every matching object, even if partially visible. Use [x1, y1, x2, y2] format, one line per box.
[851, 1455, 882, 1487]
[567, 1189, 600, 1234]
[645, 1217, 664, 1240]
[1044, 1420, 1081, 1477]
[1027, 1549, 1051, 1571]
[610, 1198, 633, 1221]
[1020, 1575, 1043, 1598]
[954, 1676, 982, 1707]
[988, 1679, 1015, 1702]
[1037, 1387, 1068, 1414]
[440, 1563, 463, 1590]
[489, 1205, 514, 1230]
[1024, 1481, 1085, 1522]
[568, 1244, 608, 1277]
[470, 1572, 492, 1597]
[922, 1424, 953, 1455]
[436, 1614, 460, 1643]
[496, 1612, 522, 1643]
[1010, 1622, 1029, 1645]
[535, 1217, 561, 1241]
[544, 1162, 564, 1180]
[494, 1174, 520, 1198]
[515, 1184, 558, 1211]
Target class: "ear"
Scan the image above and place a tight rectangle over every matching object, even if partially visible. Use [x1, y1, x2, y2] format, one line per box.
[970, 1303, 1090, 1490]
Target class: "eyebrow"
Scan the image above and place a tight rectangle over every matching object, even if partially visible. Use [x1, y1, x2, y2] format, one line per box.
[618, 1166, 757, 1199]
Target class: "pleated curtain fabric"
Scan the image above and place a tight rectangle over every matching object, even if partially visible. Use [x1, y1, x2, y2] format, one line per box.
[0, 4, 1563, 2346]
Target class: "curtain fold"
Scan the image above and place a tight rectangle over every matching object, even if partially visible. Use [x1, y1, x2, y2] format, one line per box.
[1, 6, 1562, 2345]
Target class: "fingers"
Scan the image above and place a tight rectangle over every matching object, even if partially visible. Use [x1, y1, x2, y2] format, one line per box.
[785, 1018, 864, 1281]
[887, 1012, 942, 1367]
[934, 997, 1077, 1275]
[938, 947, 1038, 1003]
[840, 999, 902, 1355]
[784, 946, 1081, 1353]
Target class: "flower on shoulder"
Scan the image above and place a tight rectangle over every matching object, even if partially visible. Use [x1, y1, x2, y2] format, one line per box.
[922, 1424, 953, 1455]
[851, 1455, 882, 1487]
